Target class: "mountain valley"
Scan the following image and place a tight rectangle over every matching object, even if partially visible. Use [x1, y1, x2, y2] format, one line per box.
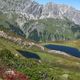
[0, 0, 80, 80]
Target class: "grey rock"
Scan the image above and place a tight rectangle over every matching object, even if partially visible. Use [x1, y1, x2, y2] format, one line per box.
[0, 0, 80, 24]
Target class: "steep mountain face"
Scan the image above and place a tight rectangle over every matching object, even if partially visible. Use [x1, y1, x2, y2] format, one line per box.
[0, 0, 80, 41]
[41, 3, 80, 24]
[22, 19, 80, 42]
[0, 0, 42, 19]
[0, 0, 80, 24]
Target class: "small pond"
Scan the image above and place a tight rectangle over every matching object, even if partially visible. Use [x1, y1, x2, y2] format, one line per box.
[45, 44, 80, 58]
[17, 50, 40, 59]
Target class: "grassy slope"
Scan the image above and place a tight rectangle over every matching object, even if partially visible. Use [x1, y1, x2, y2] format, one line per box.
[0, 37, 80, 80]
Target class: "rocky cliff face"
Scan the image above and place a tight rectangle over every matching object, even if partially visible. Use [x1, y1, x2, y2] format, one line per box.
[0, 0, 42, 19]
[41, 3, 80, 24]
[0, 0, 80, 42]
[0, 0, 80, 24]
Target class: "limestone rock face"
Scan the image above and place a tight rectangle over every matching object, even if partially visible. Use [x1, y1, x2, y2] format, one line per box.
[0, 0, 80, 41]
[41, 3, 80, 24]
[0, 0, 42, 19]
[0, 0, 80, 24]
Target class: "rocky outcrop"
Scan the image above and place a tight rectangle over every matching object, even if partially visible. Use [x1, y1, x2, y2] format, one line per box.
[40, 2, 80, 24]
[48, 49, 69, 56]
[0, 30, 44, 50]
[0, 0, 42, 19]
[0, 0, 80, 24]
[34, 3, 80, 24]
[0, 0, 80, 42]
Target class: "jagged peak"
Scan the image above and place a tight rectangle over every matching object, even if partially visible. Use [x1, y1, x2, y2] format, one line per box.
[0, 0, 80, 24]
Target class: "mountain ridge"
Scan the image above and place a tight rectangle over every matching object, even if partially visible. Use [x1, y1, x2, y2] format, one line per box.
[0, 0, 80, 41]
[0, 0, 80, 24]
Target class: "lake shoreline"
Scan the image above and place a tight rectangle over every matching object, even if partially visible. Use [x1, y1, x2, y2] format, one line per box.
[45, 44, 80, 58]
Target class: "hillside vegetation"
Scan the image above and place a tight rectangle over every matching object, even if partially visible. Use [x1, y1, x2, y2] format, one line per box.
[0, 34, 80, 80]
[0, 12, 80, 42]
[25, 18, 80, 41]
[0, 1, 80, 80]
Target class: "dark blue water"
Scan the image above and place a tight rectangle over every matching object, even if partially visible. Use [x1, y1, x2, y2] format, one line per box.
[45, 44, 80, 58]
[17, 50, 40, 59]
